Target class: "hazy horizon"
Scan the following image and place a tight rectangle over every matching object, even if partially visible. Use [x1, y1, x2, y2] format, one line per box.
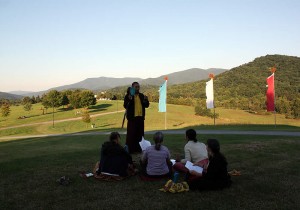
[1, 0, 300, 92]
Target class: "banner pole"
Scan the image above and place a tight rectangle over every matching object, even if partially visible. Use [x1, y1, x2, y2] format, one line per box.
[165, 79, 167, 130]
[214, 107, 216, 126]
[165, 112, 167, 130]
[274, 72, 276, 128]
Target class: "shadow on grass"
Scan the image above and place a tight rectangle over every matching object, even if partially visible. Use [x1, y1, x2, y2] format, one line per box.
[57, 107, 73, 112]
[166, 124, 300, 132]
[89, 103, 113, 113]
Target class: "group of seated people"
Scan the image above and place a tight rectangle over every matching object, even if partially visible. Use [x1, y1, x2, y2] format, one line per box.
[96, 129, 231, 191]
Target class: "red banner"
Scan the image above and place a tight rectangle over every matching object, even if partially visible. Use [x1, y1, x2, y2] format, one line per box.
[266, 73, 275, 112]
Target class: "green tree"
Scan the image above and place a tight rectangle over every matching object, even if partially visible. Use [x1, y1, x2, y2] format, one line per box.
[69, 90, 82, 109]
[23, 102, 32, 114]
[277, 97, 292, 118]
[194, 100, 219, 119]
[41, 94, 51, 114]
[1, 103, 11, 117]
[36, 95, 42, 103]
[31, 96, 36, 104]
[80, 90, 96, 108]
[46, 90, 62, 127]
[61, 93, 69, 109]
[81, 109, 91, 128]
[291, 97, 300, 119]
[47, 90, 62, 108]
[22, 96, 32, 105]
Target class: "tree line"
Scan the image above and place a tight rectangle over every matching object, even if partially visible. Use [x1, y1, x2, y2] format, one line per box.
[0, 89, 96, 119]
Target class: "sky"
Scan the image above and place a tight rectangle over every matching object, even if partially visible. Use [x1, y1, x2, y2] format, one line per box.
[1, 0, 300, 92]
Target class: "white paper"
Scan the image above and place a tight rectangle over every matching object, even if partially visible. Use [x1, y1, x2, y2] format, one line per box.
[85, 173, 94, 177]
[101, 172, 119, 176]
[170, 159, 176, 166]
[185, 161, 203, 173]
[139, 136, 151, 151]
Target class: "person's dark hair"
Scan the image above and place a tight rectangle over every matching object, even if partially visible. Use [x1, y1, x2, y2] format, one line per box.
[207, 139, 220, 154]
[186, 129, 197, 142]
[126, 87, 131, 95]
[153, 131, 164, 150]
[109, 132, 120, 142]
[207, 139, 227, 164]
[132, 82, 139, 87]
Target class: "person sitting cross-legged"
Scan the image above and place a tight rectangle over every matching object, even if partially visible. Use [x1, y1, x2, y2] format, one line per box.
[173, 129, 208, 175]
[188, 139, 232, 190]
[140, 132, 172, 178]
[96, 132, 135, 177]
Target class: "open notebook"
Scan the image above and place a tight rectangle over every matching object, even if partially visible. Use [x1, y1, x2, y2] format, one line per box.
[139, 136, 151, 151]
[185, 161, 203, 173]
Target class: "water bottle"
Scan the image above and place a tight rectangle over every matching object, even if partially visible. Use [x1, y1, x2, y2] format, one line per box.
[124, 145, 129, 153]
[173, 171, 179, 183]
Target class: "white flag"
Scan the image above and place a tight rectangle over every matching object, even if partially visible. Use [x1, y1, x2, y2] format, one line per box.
[206, 79, 214, 109]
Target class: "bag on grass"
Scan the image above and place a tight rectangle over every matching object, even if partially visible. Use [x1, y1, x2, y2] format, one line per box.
[159, 179, 189, 193]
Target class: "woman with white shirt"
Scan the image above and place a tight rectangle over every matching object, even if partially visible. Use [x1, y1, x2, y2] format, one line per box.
[173, 129, 208, 174]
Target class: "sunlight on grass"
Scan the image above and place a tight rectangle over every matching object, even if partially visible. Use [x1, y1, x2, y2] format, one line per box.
[0, 101, 299, 138]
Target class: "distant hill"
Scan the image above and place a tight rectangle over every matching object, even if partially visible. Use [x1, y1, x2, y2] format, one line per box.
[8, 91, 35, 95]
[142, 54, 300, 118]
[214, 54, 300, 100]
[20, 68, 228, 96]
[52, 77, 142, 91]
[162, 54, 299, 100]
[24, 77, 142, 97]
[140, 68, 227, 86]
[0, 92, 23, 100]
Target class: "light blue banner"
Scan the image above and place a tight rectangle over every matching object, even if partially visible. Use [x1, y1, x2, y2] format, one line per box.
[159, 81, 167, 112]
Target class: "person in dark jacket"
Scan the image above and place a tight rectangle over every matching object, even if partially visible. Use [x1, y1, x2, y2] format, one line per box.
[123, 82, 149, 153]
[188, 139, 232, 190]
[97, 132, 134, 177]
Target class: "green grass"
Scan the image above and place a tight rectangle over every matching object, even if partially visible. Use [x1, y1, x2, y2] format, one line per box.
[0, 134, 299, 210]
[0, 101, 299, 138]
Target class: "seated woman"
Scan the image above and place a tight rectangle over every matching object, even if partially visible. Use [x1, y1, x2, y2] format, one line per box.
[173, 129, 208, 173]
[97, 132, 134, 177]
[140, 132, 172, 178]
[188, 139, 232, 190]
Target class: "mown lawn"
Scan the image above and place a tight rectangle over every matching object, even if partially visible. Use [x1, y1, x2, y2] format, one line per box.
[0, 133, 299, 210]
[1, 100, 300, 138]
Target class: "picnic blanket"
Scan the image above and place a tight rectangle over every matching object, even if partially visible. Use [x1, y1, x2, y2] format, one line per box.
[91, 161, 125, 181]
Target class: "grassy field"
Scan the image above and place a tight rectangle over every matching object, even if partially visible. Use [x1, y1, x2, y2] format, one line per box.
[0, 133, 299, 210]
[0, 101, 299, 138]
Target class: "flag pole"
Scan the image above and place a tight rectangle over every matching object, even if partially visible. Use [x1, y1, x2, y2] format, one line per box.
[274, 72, 276, 128]
[214, 107, 216, 126]
[209, 73, 215, 126]
[165, 78, 168, 130]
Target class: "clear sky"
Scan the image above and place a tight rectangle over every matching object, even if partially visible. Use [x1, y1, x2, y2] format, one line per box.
[1, 0, 300, 92]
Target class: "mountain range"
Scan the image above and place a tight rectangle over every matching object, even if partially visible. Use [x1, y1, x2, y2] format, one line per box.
[2, 68, 227, 98]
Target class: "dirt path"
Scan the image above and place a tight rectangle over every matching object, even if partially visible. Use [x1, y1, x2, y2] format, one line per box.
[0, 110, 124, 131]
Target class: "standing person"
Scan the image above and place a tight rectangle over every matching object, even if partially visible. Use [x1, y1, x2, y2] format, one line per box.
[140, 132, 172, 177]
[173, 129, 208, 173]
[124, 82, 149, 153]
[188, 139, 232, 190]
